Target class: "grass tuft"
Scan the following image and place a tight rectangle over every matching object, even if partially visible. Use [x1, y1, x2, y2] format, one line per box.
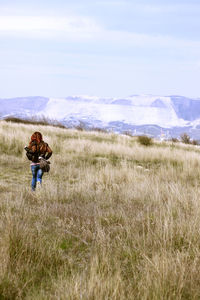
[137, 135, 153, 146]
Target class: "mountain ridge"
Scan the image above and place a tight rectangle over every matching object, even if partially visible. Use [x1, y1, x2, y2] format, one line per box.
[1, 95, 200, 139]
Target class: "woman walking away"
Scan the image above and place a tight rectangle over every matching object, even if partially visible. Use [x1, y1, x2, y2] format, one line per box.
[24, 132, 52, 191]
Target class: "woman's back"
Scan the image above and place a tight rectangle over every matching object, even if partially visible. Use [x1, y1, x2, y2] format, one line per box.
[28, 140, 52, 163]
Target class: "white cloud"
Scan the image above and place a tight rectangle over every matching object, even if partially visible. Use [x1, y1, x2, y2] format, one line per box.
[0, 14, 200, 53]
[0, 15, 101, 39]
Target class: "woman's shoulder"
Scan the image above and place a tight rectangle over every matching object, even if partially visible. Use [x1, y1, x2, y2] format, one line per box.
[41, 141, 49, 148]
[39, 141, 50, 152]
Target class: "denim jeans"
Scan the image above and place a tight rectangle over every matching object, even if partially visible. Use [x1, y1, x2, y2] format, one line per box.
[31, 165, 43, 191]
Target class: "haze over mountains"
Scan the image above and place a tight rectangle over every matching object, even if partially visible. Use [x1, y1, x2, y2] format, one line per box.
[1, 95, 200, 139]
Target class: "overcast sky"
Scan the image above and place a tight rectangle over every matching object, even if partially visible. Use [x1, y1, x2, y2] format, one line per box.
[0, 0, 200, 98]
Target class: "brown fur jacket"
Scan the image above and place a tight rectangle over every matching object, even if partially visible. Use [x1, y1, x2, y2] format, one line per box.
[28, 141, 52, 163]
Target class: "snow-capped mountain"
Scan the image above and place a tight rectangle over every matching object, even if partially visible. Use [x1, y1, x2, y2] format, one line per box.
[1, 95, 200, 139]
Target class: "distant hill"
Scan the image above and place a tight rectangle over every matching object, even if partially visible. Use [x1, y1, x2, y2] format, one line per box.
[1, 95, 200, 138]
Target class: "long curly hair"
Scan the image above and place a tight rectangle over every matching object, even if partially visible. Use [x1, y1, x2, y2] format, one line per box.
[29, 132, 43, 145]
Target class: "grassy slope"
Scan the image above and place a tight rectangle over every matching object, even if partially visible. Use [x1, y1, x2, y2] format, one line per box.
[1, 121, 200, 299]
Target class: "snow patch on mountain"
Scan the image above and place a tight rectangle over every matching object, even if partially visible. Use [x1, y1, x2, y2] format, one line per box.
[38, 95, 187, 128]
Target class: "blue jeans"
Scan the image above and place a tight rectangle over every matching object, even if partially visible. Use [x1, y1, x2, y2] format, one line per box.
[31, 165, 43, 191]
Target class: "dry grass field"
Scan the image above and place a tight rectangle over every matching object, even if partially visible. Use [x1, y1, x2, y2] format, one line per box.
[1, 120, 200, 299]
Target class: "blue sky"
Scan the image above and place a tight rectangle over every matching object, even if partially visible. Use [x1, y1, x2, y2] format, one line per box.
[0, 0, 200, 98]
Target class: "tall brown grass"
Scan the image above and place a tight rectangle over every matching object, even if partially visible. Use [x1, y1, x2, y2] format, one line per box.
[0, 120, 200, 299]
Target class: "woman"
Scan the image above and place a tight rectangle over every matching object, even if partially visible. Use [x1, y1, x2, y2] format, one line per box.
[25, 132, 52, 191]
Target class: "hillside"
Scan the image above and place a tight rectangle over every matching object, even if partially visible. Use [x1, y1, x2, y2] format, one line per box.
[1, 121, 200, 299]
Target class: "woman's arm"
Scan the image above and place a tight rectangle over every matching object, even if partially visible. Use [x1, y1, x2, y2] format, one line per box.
[45, 145, 52, 160]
